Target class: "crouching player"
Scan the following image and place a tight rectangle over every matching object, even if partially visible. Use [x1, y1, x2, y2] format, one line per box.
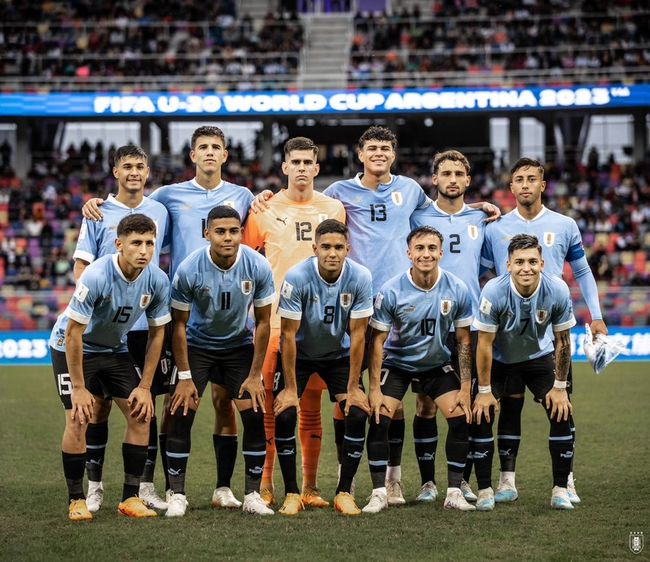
[473, 234, 576, 509]
[365, 226, 475, 513]
[165, 206, 275, 516]
[50, 214, 171, 520]
[274, 219, 373, 516]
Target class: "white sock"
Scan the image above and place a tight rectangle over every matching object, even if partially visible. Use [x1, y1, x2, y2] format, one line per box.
[373, 486, 387, 496]
[386, 465, 401, 482]
[499, 471, 516, 486]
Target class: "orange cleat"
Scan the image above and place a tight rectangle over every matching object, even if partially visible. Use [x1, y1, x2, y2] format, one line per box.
[68, 499, 93, 521]
[117, 497, 158, 518]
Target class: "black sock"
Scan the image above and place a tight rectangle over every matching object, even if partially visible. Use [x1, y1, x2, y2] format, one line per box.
[366, 414, 391, 489]
[546, 409, 573, 488]
[333, 417, 346, 465]
[275, 407, 299, 495]
[337, 404, 366, 494]
[387, 418, 405, 470]
[413, 415, 438, 485]
[122, 443, 148, 501]
[446, 415, 469, 489]
[141, 416, 157, 483]
[214, 434, 238, 489]
[159, 433, 169, 490]
[62, 451, 86, 502]
[470, 415, 495, 490]
[166, 410, 195, 495]
[240, 408, 266, 495]
[85, 421, 108, 482]
[569, 414, 576, 473]
[497, 396, 524, 472]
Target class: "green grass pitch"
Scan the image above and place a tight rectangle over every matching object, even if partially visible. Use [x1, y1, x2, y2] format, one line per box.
[0, 363, 648, 561]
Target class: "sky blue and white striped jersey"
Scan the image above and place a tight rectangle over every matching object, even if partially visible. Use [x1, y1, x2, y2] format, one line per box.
[49, 254, 171, 354]
[73, 194, 170, 331]
[324, 174, 429, 295]
[171, 245, 275, 350]
[410, 201, 486, 323]
[370, 268, 473, 372]
[278, 257, 374, 361]
[149, 178, 254, 277]
[473, 272, 576, 364]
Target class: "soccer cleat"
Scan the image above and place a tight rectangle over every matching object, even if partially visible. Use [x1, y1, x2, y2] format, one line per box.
[301, 486, 330, 508]
[242, 492, 274, 516]
[550, 486, 574, 510]
[416, 481, 438, 503]
[460, 480, 478, 502]
[443, 488, 476, 511]
[362, 489, 388, 514]
[334, 492, 361, 516]
[117, 497, 158, 518]
[259, 487, 276, 507]
[495, 474, 518, 503]
[165, 489, 172, 504]
[68, 499, 93, 521]
[139, 482, 168, 510]
[476, 488, 495, 511]
[278, 493, 304, 516]
[86, 481, 104, 513]
[567, 473, 581, 504]
[386, 479, 406, 506]
[211, 487, 242, 509]
[165, 492, 189, 517]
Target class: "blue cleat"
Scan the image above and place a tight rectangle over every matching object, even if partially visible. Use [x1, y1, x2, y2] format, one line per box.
[416, 481, 438, 503]
[476, 488, 495, 511]
[550, 486, 574, 510]
[494, 481, 518, 503]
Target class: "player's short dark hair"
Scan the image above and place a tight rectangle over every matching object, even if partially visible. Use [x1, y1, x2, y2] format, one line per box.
[431, 149, 470, 175]
[358, 126, 397, 150]
[191, 125, 227, 149]
[510, 157, 545, 179]
[316, 219, 348, 240]
[284, 137, 319, 158]
[117, 214, 156, 237]
[508, 233, 542, 256]
[207, 205, 241, 226]
[407, 226, 444, 246]
[113, 145, 148, 167]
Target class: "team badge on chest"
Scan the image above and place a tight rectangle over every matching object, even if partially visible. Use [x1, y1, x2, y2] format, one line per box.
[440, 299, 452, 315]
[139, 294, 152, 308]
[241, 280, 253, 295]
[535, 309, 548, 323]
[468, 224, 478, 240]
[391, 192, 403, 206]
[340, 293, 352, 308]
[543, 232, 555, 246]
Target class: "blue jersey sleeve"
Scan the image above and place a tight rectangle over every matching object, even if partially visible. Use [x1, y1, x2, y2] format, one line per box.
[73, 218, 100, 264]
[253, 262, 275, 308]
[170, 264, 194, 312]
[473, 282, 500, 332]
[551, 280, 577, 332]
[480, 224, 495, 270]
[369, 288, 394, 332]
[565, 220, 586, 262]
[277, 275, 303, 321]
[64, 270, 102, 324]
[350, 270, 374, 319]
[454, 282, 474, 328]
[146, 271, 172, 326]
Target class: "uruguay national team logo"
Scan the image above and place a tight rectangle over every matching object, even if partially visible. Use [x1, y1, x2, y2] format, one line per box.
[223, 200, 236, 209]
[318, 213, 329, 223]
[536, 309, 548, 323]
[340, 293, 352, 308]
[543, 232, 555, 246]
[139, 294, 152, 308]
[440, 299, 452, 315]
[630, 532, 644, 554]
[468, 224, 478, 240]
[391, 192, 403, 206]
[241, 280, 253, 295]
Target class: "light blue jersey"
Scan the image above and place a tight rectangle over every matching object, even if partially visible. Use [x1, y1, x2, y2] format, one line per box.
[370, 268, 473, 372]
[49, 254, 171, 354]
[324, 174, 429, 294]
[410, 201, 486, 323]
[278, 257, 374, 361]
[171, 245, 275, 350]
[73, 194, 170, 331]
[150, 178, 254, 277]
[473, 273, 576, 364]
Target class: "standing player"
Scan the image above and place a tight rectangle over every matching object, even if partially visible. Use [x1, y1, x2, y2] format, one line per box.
[74, 145, 170, 512]
[243, 137, 345, 508]
[49, 214, 171, 520]
[365, 226, 475, 513]
[473, 234, 576, 510]
[274, 220, 373, 516]
[482, 157, 607, 504]
[82, 126, 255, 507]
[164, 206, 275, 517]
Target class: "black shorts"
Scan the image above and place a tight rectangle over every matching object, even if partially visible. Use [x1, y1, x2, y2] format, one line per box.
[382, 363, 460, 402]
[491, 353, 555, 403]
[173, 344, 254, 400]
[127, 329, 174, 396]
[273, 355, 358, 403]
[51, 348, 141, 410]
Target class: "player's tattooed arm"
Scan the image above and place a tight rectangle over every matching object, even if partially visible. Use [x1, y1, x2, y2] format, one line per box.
[455, 326, 472, 385]
[554, 329, 572, 382]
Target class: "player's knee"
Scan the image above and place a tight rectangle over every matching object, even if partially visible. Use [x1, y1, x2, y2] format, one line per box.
[447, 415, 469, 440]
[415, 394, 437, 417]
[65, 417, 86, 443]
[275, 407, 297, 434]
[92, 398, 112, 423]
[368, 414, 391, 441]
[332, 401, 345, 420]
[345, 405, 368, 428]
[240, 408, 266, 442]
[169, 408, 196, 437]
[392, 402, 405, 420]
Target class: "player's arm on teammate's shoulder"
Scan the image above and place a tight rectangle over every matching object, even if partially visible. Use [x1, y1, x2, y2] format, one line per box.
[345, 317, 371, 416]
[367, 329, 391, 424]
[452, 326, 473, 423]
[274, 318, 301, 416]
[474, 330, 498, 424]
[170, 308, 199, 416]
[250, 189, 275, 213]
[64, 319, 95, 425]
[81, 196, 106, 221]
[239, 304, 272, 412]
[468, 201, 501, 223]
[546, 327, 573, 423]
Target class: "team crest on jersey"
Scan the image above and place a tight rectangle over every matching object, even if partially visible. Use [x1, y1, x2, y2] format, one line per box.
[224, 200, 236, 209]
[468, 224, 479, 240]
[536, 309, 548, 323]
[479, 297, 492, 315]
[281, 281, 294, 299]
[139, 294, 152, 308]
[440, 299, 452, 315]
[318, 213, 329, 223]
[543, 232, 555, 246]
[340, 293, 352, 308]
[391, 191, 403, 206]
[241, 280, 253, 295]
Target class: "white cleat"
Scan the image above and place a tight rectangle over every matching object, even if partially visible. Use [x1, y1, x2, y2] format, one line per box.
[460, 480, 478, 502]
[567, 473, 581, 504]
[444, 487, 476, 511]
[86, 481, 104, 513]
[476, 487, 495, 511]
[495, 472, 518, 503]
[165, 492, 188, 517]
[139, 482, 168, 510]
[416, 481, 438, 503]
[550, 486, 574, 510]
[242, 492, 274, 515]
[362, 488, 388, 514]
[211, 487, 242, 509]
[386, 479, 406, 506]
